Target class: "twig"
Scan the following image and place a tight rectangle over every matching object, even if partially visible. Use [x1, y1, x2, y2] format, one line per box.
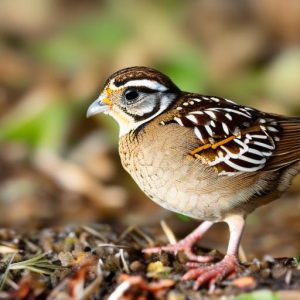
[0, 254, 16, 291]
[119, 249, 130, 274]
[79, 275, 103, 300]
[97, 243, 129, 249]
[238, 244, 247, 263]
[160, 220, 177, 245]
[81, 225, 107, 241]
[119, 226, 154, 246]
[107, 280, 131, 300]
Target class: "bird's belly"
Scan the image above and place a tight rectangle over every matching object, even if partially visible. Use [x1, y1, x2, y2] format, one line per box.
[119, 133, 229, 221]
[119, 126, 273, 221]
[131, 160, 227, 221]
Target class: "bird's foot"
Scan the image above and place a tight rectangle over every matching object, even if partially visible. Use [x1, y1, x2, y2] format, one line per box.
[143, 240, 213, 263]
[182, 254, 238, 290]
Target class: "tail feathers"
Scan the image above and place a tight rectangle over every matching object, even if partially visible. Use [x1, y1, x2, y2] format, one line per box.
[267, 117, 300, 170]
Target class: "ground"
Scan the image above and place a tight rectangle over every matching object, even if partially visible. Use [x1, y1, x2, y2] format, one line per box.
[0, 1, 300, 299]
[0, 223, 299, 300]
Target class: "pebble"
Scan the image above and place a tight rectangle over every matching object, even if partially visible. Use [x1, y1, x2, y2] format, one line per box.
[159, 252, 171, 266]
[249, 262, 260, 273]
[130, 260, 144, 272]
[167, 291, 186, 300]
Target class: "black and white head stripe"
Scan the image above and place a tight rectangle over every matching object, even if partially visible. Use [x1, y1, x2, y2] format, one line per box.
[169, 95, 282, 175]
[109, 78, 169, 92]
[102, 68, 180, 136]
[105, 66, 180, 92]
[115, 93, 177, 136]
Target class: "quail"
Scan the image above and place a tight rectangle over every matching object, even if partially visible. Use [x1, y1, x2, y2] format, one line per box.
[87, 66, 300, 289]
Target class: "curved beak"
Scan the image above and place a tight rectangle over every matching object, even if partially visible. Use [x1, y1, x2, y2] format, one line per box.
[86, 93, 111, 118]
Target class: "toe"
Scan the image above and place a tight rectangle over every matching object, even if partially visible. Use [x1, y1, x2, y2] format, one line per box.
[182, 268, 205, 281]
[193, 268, 228, 290]
[185, 250, 213, 263]
[142, 247, 162, 254]
[183, 254, 239, 289]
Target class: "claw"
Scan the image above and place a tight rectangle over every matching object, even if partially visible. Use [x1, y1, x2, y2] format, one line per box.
[182, 254, 238, 290]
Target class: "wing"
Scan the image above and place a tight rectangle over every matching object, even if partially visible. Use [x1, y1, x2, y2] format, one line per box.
[166, 94, 285, 176]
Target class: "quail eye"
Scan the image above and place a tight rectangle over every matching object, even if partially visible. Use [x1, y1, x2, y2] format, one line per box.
[124, 89, 139, 102]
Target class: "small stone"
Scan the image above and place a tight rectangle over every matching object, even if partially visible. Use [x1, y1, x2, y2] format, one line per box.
[130, 260, 143, 272]
[167, 290, 186, 300]
[263, 255, 275, 263]
[249, 262, 260, 273]
[159, 252, 171, 266]
[177, 251, 188, 264]
[58, 252, 74, 267]
[260, 261, 270, 269]
[232, 276, 257, 289]
[147, 261, 172, 278]
[104, 255, 120, 272]
[285, 269, 293, 285]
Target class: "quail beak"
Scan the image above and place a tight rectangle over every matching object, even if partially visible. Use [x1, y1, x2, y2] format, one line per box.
[86, 92, 112, 118]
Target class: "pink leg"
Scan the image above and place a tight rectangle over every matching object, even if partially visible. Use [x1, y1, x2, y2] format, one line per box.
[182, 215, 245, 290]
[143, 221, 214, 262]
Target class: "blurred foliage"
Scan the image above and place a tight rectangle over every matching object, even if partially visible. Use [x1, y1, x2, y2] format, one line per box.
[0, 0, 299, 258]
[234, 290, 279, 300]
[1, 0, 300, 148]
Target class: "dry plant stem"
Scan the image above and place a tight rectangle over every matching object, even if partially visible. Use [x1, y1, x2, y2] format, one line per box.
[182, 215, 245, 289]
[143, 221, 214, 262]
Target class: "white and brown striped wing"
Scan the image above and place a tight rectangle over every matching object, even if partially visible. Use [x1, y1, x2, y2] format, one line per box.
[171, 95, 282, 175]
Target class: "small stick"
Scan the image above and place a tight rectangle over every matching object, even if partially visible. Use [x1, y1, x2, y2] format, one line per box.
[160, 220, 177, 245]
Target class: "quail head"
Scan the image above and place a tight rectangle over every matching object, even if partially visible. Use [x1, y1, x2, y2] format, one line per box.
[87, 66, 300, 289]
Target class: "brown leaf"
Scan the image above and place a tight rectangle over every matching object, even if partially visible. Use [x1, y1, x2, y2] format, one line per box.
[232, 276, 257, 289]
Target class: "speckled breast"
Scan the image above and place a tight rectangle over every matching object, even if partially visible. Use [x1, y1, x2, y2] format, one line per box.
[118, 123, 235, 221]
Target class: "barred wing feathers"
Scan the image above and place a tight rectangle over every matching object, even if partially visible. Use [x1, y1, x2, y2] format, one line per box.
[170, 95, 295, 176]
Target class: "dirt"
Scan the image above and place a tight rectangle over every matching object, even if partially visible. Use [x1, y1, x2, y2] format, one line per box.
[0, 224, 299, 300]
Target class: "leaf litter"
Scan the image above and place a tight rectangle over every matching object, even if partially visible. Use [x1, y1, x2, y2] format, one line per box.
[0, 223, 299, 299]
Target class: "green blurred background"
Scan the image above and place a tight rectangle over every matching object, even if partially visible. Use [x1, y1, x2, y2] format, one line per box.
[0, 0, 299, 258]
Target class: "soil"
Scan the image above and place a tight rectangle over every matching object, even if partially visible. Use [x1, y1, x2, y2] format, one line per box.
[0, 224, 299, 300]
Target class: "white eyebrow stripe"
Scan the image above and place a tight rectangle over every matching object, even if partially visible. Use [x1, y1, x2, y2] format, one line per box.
[111, 79, 168, 91]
